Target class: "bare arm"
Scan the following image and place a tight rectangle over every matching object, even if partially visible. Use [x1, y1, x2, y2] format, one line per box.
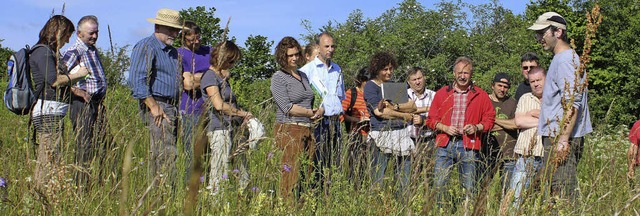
[52, 67, 89, 87]
[373, 106, 412, 121]
[183, 72, 194, 91]
[515, 111, 539, 129]
[628, 143, 638, 178]
[414, 106, 429, 114]
[396, 100, 417, 113]
[494, 118, 518, 131]
[205, 85, 251, 118]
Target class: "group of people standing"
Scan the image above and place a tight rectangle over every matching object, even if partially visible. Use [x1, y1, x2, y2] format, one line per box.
[27, 7, 600, 212]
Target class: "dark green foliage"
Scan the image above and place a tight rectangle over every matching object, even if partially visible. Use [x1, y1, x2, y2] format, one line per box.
[0, 40, 14, 80]
[177, 6, 224, 47]
[97, 45, 130, 87]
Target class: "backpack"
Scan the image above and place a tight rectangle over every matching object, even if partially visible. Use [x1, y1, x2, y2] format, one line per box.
[344, 87, 358, 131]
[3, 44, 45, 115]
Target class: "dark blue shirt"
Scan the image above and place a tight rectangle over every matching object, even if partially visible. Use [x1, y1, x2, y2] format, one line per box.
[364, 80, 406, 131]
[128, 34, 180, 100]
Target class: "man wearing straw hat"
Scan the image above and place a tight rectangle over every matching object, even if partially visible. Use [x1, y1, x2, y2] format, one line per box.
[128, 8, 187, 186]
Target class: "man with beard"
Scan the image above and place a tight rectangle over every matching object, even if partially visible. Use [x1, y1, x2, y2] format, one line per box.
[426, 57, 495, 209]
[528, 11, 592, 202]
[128, 8, 186, 187]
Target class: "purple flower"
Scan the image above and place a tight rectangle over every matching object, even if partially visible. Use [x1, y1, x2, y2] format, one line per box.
[0, 177, 6, 188]
[199, 176, 205, 183]
[267, 152, 274, 159]
[252, 186, 260, 192]
[222, 174, 228, 180]
[283, 164, 291, 172]
[232, 169, 240, 174]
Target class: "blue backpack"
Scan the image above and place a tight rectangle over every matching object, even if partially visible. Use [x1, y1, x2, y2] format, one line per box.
[3, 44, 45, 115]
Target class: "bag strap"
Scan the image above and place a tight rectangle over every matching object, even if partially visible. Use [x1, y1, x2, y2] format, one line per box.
[346, 87, 357, 114]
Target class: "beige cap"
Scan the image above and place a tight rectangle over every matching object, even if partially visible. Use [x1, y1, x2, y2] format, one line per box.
[528, 12, 567, 30]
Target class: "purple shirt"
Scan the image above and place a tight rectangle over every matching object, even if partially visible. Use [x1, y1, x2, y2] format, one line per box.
[178, 46, 211, 115]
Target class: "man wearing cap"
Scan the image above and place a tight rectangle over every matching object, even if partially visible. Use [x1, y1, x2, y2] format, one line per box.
[627, 119, 640, 187]
[426, 56, 495, 208]
[528, 12, 592, 201]
[128, 8, 186, 185]
[479, 73, 518, 196]
[514, 52, 540, 101]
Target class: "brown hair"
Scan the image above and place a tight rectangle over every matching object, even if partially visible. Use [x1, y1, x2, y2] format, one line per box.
[275, 36, 302, 68]
[453, 56, 474, 72]
[210, 40, 242, 70]
[368, 51, 397, 78]
[406, 66, 424, 80]
[182, 21, 201, 36]
[37, 15, 75, 50]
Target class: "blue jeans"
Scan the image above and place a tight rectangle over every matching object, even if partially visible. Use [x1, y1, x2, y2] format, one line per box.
[510, 155, 543, 208]
[501, 159, 516, 195]
[314, 116, 342, 183]
[371, 146, 411, 201]
[181, 112, 200, 183]
[434, 139, 478, 206]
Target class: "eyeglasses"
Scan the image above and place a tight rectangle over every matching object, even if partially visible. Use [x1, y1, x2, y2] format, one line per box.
[522, 66, 536, 70]
[535, 27, 552, 40]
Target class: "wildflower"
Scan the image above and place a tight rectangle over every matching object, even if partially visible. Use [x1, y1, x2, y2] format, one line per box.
[283, 164, 291, 172]
[252, 186, 260, 192]
[0, 177, 6, 187]
[199, 176, 205, 183]
[222, 174, 228, 180]
[232, 169, 240, 174]
[267, 152, 274, 159]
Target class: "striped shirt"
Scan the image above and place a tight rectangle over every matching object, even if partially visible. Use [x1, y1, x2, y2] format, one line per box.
[451, 87, 468, 129]
[341, 87, 369, 135]
[514, 93, 543, 156]
[62, 37, 107, 96]
[128, 34, 181, 100]
[270, 70, 314, 124]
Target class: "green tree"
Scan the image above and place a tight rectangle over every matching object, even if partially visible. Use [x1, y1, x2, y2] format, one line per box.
[235, 35, 275, 80]
[177, 6, 224, 47]
[98, 45, 130, 87]
[0, 39, 14, 79]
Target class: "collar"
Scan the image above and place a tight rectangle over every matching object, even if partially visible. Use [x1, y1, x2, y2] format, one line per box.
[72, 37, 91, 52]
[408, 88, 431, 100]
[312, 56, 332, 70]
[151, 33, 170, 50]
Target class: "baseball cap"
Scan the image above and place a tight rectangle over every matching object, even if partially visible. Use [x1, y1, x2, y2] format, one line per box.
[493, 73, 511, 86]
[528, 12, 567, 30]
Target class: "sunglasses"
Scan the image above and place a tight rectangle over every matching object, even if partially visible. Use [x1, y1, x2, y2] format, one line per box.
[522, 66, 536, 70]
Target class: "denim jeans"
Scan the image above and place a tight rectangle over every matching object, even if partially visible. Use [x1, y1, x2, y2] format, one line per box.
[314, 116, 342, 185]
[181, 112, 199, 183]
[510, 155, 543, 208]
[371, 146, 411, 201]
[434, 139, 478, 206]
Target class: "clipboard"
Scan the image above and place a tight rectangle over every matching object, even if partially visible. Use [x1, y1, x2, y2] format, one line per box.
[381, 82, 408, 104]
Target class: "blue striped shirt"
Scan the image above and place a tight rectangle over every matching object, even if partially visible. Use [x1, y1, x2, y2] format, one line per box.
[62, 37, 107, 96]
[128, 34, 180, 99]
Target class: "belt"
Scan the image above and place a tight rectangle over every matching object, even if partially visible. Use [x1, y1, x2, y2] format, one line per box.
[153, 96, 177, 105]
[284, 122, 312, 128]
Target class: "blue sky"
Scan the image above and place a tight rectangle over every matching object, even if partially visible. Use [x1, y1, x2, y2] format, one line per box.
[0, 0, 528, 52]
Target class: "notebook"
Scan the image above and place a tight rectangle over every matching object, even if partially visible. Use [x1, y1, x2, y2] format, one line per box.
[381, 82, 408, 104]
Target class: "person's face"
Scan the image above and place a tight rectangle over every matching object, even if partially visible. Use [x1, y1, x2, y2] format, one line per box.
[58, 30, 73, 49]
[184, 33, 201, 50]
[157, 25, 181, 46]
[520, 60, 538, 80]
[375, 64, 394, 82]
[78, 22, 99, 46]
[491, 81, 510, 99]
[286, 47, 300, 69]
[318, 35, 335, 62]
[305, 47, 319, 63]
[408, 71, 425, 93]
[535, 27, 558, 52]
[528, 72, 546, 98]
[453, 62, 473, 89]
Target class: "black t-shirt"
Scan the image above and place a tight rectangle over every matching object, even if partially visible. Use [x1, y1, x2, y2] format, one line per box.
[29, 45, 70, 102]
[514, 80, 531, 101]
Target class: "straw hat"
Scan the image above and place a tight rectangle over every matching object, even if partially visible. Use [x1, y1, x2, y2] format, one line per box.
[146, 8, 185, 29]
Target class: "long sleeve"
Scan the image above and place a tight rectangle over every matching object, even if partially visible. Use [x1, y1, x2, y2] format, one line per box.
[128, 43, 153, 99]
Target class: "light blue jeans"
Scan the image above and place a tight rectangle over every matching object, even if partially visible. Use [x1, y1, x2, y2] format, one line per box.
[434, 139, 478, 206]
[371, 146, 411, 201]
[510, 155, 543, 208]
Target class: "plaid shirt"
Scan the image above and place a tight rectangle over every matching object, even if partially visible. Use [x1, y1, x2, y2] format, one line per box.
[450, 86, 469, 129]
[62, 38, 107, 96]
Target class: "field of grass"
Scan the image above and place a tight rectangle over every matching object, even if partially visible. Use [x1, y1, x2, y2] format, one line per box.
[1, 83, 639, 215]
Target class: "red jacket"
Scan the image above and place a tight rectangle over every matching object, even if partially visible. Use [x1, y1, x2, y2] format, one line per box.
[426, 84, 495, 150]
